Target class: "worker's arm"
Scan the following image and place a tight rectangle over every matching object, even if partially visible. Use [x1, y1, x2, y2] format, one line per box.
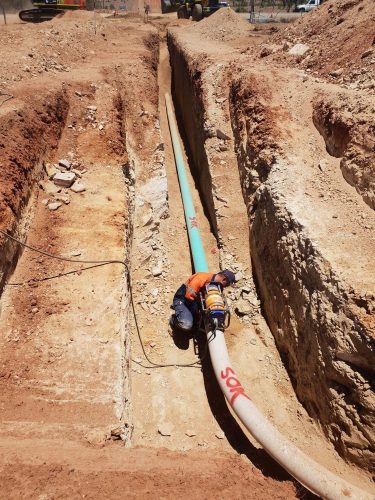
[185, 272, 213, 301]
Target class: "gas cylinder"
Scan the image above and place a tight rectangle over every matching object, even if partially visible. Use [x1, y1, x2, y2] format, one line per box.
[205, 283, 225, 311]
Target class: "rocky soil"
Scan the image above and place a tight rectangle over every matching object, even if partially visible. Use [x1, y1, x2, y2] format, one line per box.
[0, 10, 300, 499]
[313, 93, 375, 210]
[0, 3, 374, 498]
[167, 2, 374, 485]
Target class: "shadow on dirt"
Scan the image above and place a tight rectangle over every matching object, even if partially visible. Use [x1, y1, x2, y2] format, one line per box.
[171, 328, 191, 350]
[173, 329, 318, 499]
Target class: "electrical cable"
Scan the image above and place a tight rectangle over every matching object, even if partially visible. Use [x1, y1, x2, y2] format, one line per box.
[7, 262, 113, 286]
[0, 93, 14, 109]
[0, 228, 204, 369]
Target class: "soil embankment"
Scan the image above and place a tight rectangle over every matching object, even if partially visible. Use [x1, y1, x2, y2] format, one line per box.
[167, 5, 374, 483]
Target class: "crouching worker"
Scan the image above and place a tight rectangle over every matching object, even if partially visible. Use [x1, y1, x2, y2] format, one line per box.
[170, 269, 236, 333]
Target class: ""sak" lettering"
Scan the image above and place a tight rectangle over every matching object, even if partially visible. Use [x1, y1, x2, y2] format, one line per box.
[220, 367, 251, 405]
[189, 216, 198, 229]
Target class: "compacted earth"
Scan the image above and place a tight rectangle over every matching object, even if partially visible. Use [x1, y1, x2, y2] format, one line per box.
[0, 2, 374, 498]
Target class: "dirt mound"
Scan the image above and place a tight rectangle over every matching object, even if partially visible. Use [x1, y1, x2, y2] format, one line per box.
[52, 9, 97, 22]
[277, 0, 375, 85]
[190, 7, 252, 42]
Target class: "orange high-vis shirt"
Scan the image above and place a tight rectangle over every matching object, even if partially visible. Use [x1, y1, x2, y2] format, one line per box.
[185, 272, 215, 301]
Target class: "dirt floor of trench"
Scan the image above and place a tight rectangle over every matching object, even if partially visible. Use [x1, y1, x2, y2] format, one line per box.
[0, 5, 374, 499]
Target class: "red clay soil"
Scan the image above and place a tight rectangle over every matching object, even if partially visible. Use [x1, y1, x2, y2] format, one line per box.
[0, 92, 67, 222]
[0, 445, 300, 500]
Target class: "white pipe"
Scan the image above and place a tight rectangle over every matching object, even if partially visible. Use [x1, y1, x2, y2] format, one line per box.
[207, 329, 372, 499]
[165, 91, 372, 499]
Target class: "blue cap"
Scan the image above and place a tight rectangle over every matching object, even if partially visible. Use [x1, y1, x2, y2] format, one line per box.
[220, 269, 236, 285]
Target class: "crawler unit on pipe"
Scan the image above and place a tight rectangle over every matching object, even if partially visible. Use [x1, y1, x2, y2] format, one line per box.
[164, 92, 372, 500]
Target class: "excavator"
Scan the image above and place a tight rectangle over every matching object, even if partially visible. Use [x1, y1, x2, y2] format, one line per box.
[19, 0, 86, 23]
[176, 0, 228, 21]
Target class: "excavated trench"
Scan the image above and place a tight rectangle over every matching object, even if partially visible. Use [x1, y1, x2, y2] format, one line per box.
[1, 17, 374, 495]
[0, 75, 135, 447]
[0, 24, 167, 468]
[0, 91, 68, 293]
[167, 30, 374, 476]
[169, 50, 219, 240]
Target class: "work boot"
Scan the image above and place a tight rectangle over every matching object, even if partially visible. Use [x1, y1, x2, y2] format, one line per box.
[168, 315, 177, 336]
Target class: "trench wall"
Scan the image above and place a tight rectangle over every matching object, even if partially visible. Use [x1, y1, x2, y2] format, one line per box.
[0, 91, 68, 294]
[230, 74, 375, 473]
[114, 29, 168, 440]
[168, 33, 218, 238]
[249, 181, 374, 472]
[313, 96, 375, 211]
[168, 33, 375, 473]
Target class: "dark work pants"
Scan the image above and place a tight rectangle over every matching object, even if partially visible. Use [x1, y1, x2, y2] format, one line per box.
[172, 285, 199, 332]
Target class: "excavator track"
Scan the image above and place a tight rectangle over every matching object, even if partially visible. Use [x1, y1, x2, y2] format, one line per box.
[19, 8, 64, 23]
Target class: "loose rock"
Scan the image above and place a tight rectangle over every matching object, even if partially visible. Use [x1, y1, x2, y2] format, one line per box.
[185, 430, 197, 437]
[152, 264, 163, 277]
[48, 201, 62, 211]
[43, 181, 61, 196]
[110, 427, 124, 440]
[70, 182, 86, 193]
[288, 43, 310, 56]
[318, 159, 327, 171]
[44, 163, 59, 179]
[53, 172, 76, 188]
[235, 298, 253, 316]
[55, 194, 70, 205]
[216, 128, 231, 141]
[58, 159, 71, 170]
[329, 68, 344, 78]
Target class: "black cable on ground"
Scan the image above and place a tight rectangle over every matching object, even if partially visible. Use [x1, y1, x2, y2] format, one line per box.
[0, 228, 204, 369]
[0, 93, 14, 109]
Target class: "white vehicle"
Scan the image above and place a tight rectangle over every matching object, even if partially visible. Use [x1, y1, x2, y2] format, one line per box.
[296, 0, 321, 12]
